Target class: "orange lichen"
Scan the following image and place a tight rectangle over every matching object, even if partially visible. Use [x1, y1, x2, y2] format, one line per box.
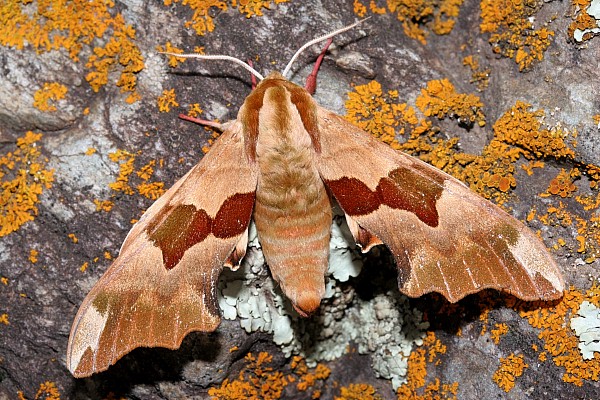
[29, 249, 39, 264]
[188, 103, 204, 118]
[545, 168, 579, 198]
[352, 0, 464, 44]
[165, 0, 288, 36]
[157, 42, 187, 67]
[104, 251, 112, 259]
[0, 313, 9, 325]
[137, 181, 166, 200]
[490, 323, 509, 344]
[1, 277, 8, 285]
[492, 353, 528, 392]
[17, 381, 61, 400]
[80, 261, 89, 272]
[520, 285, 600, 386]
[108, 149, 135, 195]
[33, 82, 68, 112]
[568, 0, 600, 42]
[208, 352, 292, 399]
[480, 0, 554, 70]
[68, 233, 78, 243]
[290, 357, 330, 393]
[158, 89, 179, 113]
[462, 55, 490, 91]
[396, 331, 458, 399]
[0, 132, 54, 237]
[335, 383, 382, 400]
[94, 199, 114, 212]
[85, 147, 97, 155]
[0, 1, 144, 103]
[415, 78, 486, 127]
[344, 80, 406, 149]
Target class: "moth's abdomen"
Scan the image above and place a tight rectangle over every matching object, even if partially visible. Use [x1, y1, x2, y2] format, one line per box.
[254, 170, 332, 316]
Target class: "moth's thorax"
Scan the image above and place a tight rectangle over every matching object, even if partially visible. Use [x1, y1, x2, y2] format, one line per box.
[239, 72, 321, 161]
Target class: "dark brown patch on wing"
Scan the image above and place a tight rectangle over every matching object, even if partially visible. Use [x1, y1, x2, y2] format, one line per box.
[325, 166, 445, 227]
[146, 192, 255, 270]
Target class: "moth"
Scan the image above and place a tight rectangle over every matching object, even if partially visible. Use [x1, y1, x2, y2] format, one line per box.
[67, 21, 564, 377]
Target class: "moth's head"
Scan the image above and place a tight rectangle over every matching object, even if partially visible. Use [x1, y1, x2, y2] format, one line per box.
[160, 18, 368, 88]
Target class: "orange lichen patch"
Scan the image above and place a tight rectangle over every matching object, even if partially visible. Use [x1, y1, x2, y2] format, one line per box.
[593, 114, 600, 126]
[493, 101, 576, 160]
[29, 249, 39, 264]
[165, 0, 287, 36]
[94, 199, 114, 212]
[208, 352, 292, 399]
[334, 383, 382, 400]
[396, 331, 458, 399]
[1, 277, 8, 285]
[290, 356, 330, 393]
[344, 80, 406, 150]
[188, 103, 204, 118]
[0, 1, 144, 103]
[17, 381, 61, 400]
[202, 130, 224, 154]
[158, 89, 179, 113]
[490, 323, 509, 344]
[521, 159, 545, 176]
[80, 261, 89, 272]
[85, 147, 97, 155]
[157, 42, 187, 67]
[415, 79, 486, 127]
[137, 181, 165, 200]
[33, 82, 68, 112]
[68, 233, 78, 243]
[519, 285, 600, 386]
[353, 0, 465, 44]
[0, 313, 9, 325]
[568, 0, 600, 42]
[545, 168, 579, 198]
[108, 149, 135, 195]
[104, 250, 112, 260]
[462, 55, 490, 91]
[480, 0, 554, 70]
[232, 0, 289, 18]
[84, 13, 144, 103]
[0, 132, 54, 237]
[492, 353, 528, 392]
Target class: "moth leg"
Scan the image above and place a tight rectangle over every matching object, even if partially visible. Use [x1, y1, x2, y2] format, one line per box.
[224, 226, 249, 271]
[344, 213, 383, 253]
[305, 37, 333, 95]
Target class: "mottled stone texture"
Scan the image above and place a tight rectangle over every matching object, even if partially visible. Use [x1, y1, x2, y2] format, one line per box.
[1, 0, 599, 399]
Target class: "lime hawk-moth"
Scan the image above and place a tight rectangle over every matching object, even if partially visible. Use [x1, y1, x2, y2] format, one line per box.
[67, 21, 564, 377]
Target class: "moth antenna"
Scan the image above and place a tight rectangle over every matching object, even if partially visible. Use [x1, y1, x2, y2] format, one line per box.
[160, 52, 265, 81]
[282, 18, 370, 79]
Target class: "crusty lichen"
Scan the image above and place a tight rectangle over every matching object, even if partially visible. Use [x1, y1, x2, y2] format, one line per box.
[165, 0, 289, 36]
[396, 332, 459, 399]
[334, 383, 382, 400]
[415, 78, 486, 127]
[492, 353, 529, 392]
[568, 0, 600, 42]
[17, 381, 61, 400]
[0, 0, 145, 103]
[480, 0, 555, 70]
[462, 55, 490, 91]
[32, 82, 68, 112]
[354, 0, 464, 44]
[0, 132, 54, 237]
[157, 89, 179, 113]
[570, 301, 600, 360]
[520, 285, 600, 386]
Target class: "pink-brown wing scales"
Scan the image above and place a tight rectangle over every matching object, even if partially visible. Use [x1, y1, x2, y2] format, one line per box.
[316, 107, 564, 303]
[67, 121, 257, 377]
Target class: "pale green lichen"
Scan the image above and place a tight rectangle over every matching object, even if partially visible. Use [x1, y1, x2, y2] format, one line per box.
[571, 301, 600, 360]
[218, 213, 428, 390]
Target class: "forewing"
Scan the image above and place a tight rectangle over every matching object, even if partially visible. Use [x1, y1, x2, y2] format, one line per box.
[316, 107, 564, 303]
[67, 121, 257, 377]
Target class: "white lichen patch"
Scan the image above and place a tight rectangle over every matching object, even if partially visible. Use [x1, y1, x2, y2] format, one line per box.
[570, 301, 600, 360]
[217, 212, 429, 389]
